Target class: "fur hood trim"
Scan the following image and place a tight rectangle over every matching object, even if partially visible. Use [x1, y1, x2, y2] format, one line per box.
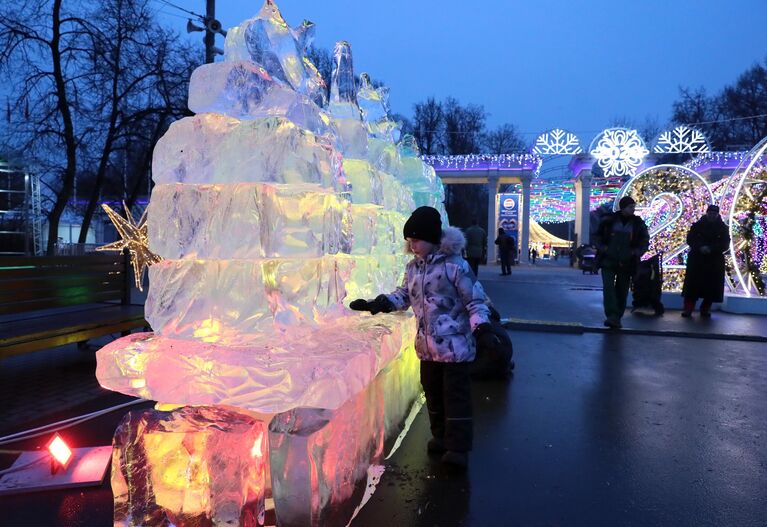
[439, 226, 466, 256]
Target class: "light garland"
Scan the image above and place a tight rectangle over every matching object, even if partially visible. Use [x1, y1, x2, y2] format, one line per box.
[589, 128, 649, 177]
[653, 126, 710, 154]
[422, 154, 542, 175]
[684, 151, 747, 172]
[97, 203, 162, 291]
[532, 129, 583, 156]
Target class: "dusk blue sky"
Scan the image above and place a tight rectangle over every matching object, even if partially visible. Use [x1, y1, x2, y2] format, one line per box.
[159, 0, 767, 145]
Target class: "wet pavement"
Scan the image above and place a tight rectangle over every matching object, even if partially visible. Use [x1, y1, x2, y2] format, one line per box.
[2, 263, 766, 526]
[352, 331, 767, 526]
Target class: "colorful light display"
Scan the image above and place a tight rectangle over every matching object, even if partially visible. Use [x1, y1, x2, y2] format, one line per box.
[653, 126, 710, 154]
[726, 136, 767, 296]
[590, 128, 649, 177]
[532, 129, 583, 156]
[616, 164, 713, 291]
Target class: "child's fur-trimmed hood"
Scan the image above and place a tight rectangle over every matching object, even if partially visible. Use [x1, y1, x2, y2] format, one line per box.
[439, 226, 466, 256]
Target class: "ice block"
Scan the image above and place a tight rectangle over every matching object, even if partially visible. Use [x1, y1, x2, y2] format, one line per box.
[112, 405, 267, 527]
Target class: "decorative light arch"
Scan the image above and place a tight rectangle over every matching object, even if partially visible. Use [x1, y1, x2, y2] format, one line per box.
[532, 128, 583, 156]
[615, 164, 713, 291]
[726, 135, 767, 297]
[589, 128, 649, 177]
[653, 125, 710, 154]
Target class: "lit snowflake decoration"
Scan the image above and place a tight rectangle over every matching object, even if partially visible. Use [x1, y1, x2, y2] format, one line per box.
[653, 126, 710, 154]
[532, 128, 583, 155]
[589, 128, 649, 177]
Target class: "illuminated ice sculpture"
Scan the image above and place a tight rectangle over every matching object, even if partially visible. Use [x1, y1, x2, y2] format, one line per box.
[96, 1, 444, 525]
[615, 164, 714, 292]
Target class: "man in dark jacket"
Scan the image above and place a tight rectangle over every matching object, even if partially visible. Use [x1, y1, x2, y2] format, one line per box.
[464, 219, 486, 277]
[681, 205, 730, 317]
[594, 196, 650, 328]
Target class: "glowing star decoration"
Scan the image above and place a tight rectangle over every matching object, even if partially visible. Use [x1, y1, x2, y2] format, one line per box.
[653, 126, 710, 154]
[727, 135, 767, 296]
[590, 128, 649, 177]
[97, 202, 162, 291]
[616, 164, 713, 292]
[533, 128, 583, 156]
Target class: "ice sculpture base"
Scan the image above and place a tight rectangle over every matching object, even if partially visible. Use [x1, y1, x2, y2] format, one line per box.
[269, 341, 421, 527]
[112, 405, 267, 527]
[97, 313, 416, 414]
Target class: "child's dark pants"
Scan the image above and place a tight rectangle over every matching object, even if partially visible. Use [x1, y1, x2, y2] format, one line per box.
[420, 360, 473, 452]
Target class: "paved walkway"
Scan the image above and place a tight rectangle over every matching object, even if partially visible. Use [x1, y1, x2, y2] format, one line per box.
[2, 264, 766, 526]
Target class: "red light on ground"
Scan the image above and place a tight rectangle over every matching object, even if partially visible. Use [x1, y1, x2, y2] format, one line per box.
[47, 434, 73, 469]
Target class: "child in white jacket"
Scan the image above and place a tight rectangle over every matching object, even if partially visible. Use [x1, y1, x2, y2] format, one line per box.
[350, 206, 497, 468]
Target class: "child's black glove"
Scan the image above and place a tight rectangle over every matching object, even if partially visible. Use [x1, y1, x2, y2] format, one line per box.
[473, 323, 501, 349]
[349, 294, 394, 315]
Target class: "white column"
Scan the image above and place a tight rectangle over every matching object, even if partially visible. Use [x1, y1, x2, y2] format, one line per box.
[520, 175, 531, 263]
[574, 170, 593, 246]
[486, 175, 499, 265]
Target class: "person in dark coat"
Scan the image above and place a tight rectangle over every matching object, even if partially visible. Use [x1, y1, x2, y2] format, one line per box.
[594, 196, 650, 329]
[681, 205, 730, 317]
[495, 228, 513, 276]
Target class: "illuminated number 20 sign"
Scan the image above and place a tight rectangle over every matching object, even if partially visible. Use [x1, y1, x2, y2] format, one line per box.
[615, 164, 714, 292]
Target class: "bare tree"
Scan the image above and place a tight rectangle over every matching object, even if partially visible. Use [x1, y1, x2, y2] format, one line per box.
[443, 97, 485, 155]
[0, 0, 91, 254]
[77, 0, 197, 241]
[413, 97, 443, 155]
[483, 123, 526, 154]
[1, 0, 197, 251]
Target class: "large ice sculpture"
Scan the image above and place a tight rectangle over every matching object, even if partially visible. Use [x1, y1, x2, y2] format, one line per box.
[112, 406, 267, 527]
[97, 0, 447, 524]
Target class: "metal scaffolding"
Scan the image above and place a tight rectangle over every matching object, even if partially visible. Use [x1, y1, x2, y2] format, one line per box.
[0, 158, 43, 256]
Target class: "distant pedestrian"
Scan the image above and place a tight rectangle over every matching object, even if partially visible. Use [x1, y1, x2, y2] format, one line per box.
[464, 219, 486, 277]
[349, 206, 496, 469]
[681, 205, 730, 318]
[531, 247, 538, 264]
[594, 196, 650, 329]
[495, 228, 513, 276]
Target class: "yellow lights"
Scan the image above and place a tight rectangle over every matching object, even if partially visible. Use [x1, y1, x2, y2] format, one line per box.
[47, 434, 73, 470]
[193, 318, 223, 343]
[97, 202, 162, 291]
[251, 434, 264, 458]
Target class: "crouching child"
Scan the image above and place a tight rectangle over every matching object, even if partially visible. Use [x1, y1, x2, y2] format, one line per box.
[349, 206, 498, 468]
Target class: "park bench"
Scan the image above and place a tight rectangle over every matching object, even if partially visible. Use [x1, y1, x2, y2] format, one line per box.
[0, 253, 147, 359]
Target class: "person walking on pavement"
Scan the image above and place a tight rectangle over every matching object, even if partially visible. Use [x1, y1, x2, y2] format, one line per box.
[531, 247, 538, 264]
[464, 219, 486, 277]
[681, 205, 730, 318]
[594, 196, 650, 329]
[495, 228, 513, 276]
[349, 206, 496, 469]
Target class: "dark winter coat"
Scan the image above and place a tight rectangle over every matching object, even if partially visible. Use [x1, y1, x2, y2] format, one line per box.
[386, 226, 491, 362]
[682, 216, 730, 302]
[593, 212, 650, 273]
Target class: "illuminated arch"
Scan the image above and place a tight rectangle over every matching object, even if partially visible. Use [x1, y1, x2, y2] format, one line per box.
[727, 135, 767, 297]
[616, 164, 713, 291]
